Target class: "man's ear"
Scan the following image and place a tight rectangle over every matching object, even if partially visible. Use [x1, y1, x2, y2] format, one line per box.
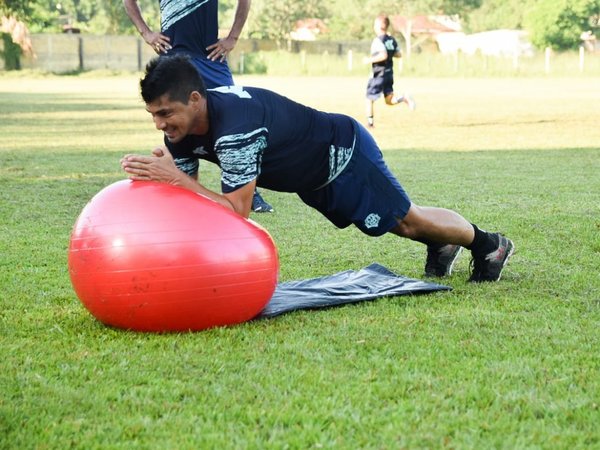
[189, 91, 203, 107]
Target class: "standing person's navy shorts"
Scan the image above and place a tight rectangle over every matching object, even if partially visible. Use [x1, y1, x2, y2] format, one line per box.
[189, 55, 234, 88]
[366, 73, 394, 101]
[298, 121, 411, 237]
[163, 52, 234, 89]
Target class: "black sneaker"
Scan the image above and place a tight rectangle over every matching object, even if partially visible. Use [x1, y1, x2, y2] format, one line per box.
[252, 190, 274, 213]
[469, 234, 514, 282]
[424, 244, 463, 277]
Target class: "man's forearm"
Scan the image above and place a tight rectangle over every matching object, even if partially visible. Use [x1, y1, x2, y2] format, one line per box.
[123, 0, 151, 36]
[227, 0, 251, 40]
[176, 175, 238, 213]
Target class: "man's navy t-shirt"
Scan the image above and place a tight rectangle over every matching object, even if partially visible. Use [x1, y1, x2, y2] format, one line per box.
[166, 86, 357, 193]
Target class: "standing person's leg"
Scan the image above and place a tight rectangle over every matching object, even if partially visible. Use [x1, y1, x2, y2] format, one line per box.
[252, 190, 274, 213]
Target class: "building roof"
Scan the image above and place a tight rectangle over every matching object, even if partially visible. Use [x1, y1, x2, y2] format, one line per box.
[390, 15, 460, 35]
[290, 18, 328, 41]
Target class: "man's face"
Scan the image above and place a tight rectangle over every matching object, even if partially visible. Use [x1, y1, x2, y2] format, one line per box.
[145, 93, 198, 143]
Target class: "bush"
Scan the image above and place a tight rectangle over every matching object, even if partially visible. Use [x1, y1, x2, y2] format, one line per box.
[235, 52, 268, 75]
[524, 0, 600, 50]
[1, 32, 22, 70]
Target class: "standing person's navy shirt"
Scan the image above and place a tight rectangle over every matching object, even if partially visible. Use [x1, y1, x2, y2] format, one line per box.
[166, 86, 357, 194]
[160, 0, 219, 59]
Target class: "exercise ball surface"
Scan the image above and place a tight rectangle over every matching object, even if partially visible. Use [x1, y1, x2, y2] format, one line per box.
[68, 180, 278, 332]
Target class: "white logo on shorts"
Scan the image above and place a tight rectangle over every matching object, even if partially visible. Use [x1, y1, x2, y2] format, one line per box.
[364, 213, 381, 229]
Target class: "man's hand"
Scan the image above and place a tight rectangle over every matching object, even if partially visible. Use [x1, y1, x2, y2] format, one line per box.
[123, 0, 171, 54]
[120, 147, 256, 219]
[120, 146, 183, 184]
[206, 36, 237, 62]
[142, 30, 172, 54]
[206, 0, 250, 62]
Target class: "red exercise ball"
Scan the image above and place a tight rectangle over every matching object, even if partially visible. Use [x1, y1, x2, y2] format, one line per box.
[68, 180, 279, 332]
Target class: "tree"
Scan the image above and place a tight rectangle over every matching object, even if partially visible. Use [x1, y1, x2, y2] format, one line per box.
[2, 0, 57, 32]
[1, 15, 34, 68]
[465, 0, 533, 33]
[247, 0, 328, 44]
[441, 0, 482, 15]
[1, 0, 31, 19]
[247, 0, 440, 42]
[524, 0, 600, 50]
[325, 0, 369, 40]
[1, 0, 159, 34]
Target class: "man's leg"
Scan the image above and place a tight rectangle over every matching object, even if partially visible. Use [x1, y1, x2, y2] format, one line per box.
[366, 99, 375, 128]
[391, 205, 514, 282]
[384, 92, 416, 110]
[322, 119, 512, 282]
[391, 205, 474, 245]
[366, 77, 383, 127]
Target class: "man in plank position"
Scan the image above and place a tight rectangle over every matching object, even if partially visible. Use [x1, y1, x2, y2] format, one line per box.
[121, 55, 514, 282]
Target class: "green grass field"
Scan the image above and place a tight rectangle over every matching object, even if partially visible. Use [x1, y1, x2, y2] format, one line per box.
[1, 72, 599, 449]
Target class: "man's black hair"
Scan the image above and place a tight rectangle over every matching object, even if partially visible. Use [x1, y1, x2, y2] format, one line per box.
[140, 54, 207, 104]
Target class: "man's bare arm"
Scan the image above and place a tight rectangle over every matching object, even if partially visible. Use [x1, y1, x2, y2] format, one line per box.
[206, 0, 251, 61]
[120, 146, 255, 218]
[122, 0, 171, 54]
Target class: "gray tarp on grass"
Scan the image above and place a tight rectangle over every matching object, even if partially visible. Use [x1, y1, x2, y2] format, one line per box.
[257, 263, 451, 319]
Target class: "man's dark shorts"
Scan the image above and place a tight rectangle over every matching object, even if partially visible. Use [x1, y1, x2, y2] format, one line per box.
[366, 73, 394, 101]
[298, 122, 411, 237]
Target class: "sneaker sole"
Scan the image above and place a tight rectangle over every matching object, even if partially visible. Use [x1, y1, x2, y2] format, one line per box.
[252, 208, 274, 213]
[495, 240, 515, 282]
[446, 246, 463, 276]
